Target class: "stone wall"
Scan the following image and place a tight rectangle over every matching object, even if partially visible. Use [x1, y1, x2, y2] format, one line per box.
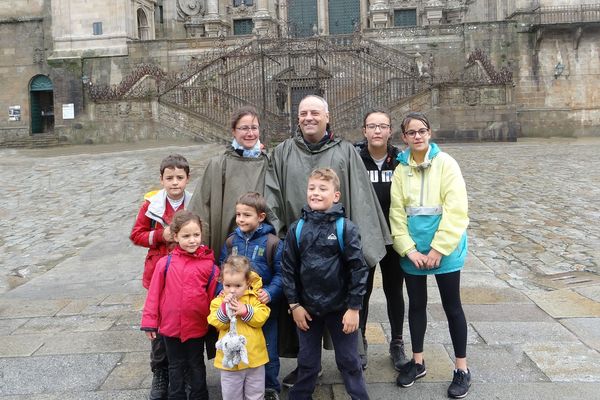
[0, 18, 46, 139]
[514, 27, 600, 137]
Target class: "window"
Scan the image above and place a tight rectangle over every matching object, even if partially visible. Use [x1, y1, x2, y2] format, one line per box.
[394, 9, 417, 27]
[233, 19, 254, 35]
[92, 22, 103, 35]
[233, 0, 254, 6]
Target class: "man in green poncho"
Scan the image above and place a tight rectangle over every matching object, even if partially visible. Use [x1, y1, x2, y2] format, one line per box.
[265, 95, 391, 386]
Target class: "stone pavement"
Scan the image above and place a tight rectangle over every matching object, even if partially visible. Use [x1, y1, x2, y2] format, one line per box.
[1, 138, 600, 399]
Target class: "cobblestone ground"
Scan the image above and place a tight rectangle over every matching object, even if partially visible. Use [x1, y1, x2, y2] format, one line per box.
[0, 137, 599, 293]
[0, 140, 223, 293]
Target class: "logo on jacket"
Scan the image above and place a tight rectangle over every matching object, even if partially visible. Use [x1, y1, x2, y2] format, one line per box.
[327, 233, 337, 241]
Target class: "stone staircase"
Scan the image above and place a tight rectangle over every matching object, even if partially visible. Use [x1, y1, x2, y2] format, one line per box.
[0, 133, 60, 148]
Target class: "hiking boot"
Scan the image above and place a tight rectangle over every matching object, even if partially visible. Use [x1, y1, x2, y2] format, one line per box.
[396, 359, 426, 388]
[265, 388, 280, 400]
[447, 369, 471, 399]
[360, 337, 368, 370]
[149, 367, 168, 400]
[390, 338, 409, 371]
[281, 366, 323, 388]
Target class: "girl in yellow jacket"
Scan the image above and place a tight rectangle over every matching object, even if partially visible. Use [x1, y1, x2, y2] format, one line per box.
[208, 255, 270, 400]
[390, 112, 471, 399]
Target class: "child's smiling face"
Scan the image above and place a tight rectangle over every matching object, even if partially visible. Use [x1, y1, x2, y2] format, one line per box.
[306, 177, 340, 211]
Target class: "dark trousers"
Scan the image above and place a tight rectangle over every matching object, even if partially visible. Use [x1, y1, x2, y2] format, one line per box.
[404, 270, 467, 358]
[289, 310, 369, 400]
[163, 336, 208, 400]
[150, 333, 169, 371]
[263, 313, 281, 392]
[359, 245, 406, 341]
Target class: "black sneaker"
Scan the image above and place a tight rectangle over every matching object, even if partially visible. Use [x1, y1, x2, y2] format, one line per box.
[396, 359, 426, 388]
[281, 366, 323, 388]
[265, 388, 280, 400]
[390, 338, 409, 371]
[149, 367, 168, 400]
[447, 369, 471, 399]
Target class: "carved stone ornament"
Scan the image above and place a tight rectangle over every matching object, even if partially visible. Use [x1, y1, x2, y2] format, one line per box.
[178, 0, 203, 16]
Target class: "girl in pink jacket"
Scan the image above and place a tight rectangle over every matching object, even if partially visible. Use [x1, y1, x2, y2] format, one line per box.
[141, 210, 219, 400]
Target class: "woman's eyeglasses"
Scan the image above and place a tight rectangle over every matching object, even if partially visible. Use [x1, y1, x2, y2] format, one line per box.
[365, 123, 390, 131]
[235, 125, 259, 133]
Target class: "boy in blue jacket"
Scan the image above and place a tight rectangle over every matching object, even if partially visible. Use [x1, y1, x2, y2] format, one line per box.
[219, 191, 284, 400]
[281, 168, 370, 400]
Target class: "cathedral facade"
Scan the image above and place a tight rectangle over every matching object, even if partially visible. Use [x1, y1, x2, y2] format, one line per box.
[1, 0, 599, 146]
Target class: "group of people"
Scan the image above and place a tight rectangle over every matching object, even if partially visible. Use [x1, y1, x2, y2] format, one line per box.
[130, 95, 471, 400]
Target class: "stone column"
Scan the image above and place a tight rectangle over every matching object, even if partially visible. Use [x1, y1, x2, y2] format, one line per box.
[203, 0, 228, 37]
[253, 0, 276, 37]
[369, 0, 389, 29]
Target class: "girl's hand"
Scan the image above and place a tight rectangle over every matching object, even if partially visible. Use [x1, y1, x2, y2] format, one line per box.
[145, 331, 157, 340]
[407, 251, 428, 269]
[292, 306, 312, 332]
[426, 248, 443, 269]
[342, 309, 359, 334]
[223, 293, 234, 304]
[256, 288, 270, 304]
[229, 298, 248, 317]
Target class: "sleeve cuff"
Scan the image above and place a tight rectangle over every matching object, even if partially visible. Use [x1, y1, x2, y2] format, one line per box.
[241, 305, 254, 322]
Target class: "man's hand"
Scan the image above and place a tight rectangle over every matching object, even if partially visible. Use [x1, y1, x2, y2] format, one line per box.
[292, 306, 312, 332]
[256, 288, 271, 304]
[342, 309, 359, 334]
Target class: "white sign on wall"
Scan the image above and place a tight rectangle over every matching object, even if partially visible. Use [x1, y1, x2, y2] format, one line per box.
[8, 105, 21, 121]
[62, 103, 75, 120]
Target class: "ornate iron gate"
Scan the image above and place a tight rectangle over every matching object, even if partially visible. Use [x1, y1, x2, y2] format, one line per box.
[160, 34, 424, 143]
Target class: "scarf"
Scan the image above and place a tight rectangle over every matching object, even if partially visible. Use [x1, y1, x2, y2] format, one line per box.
[232, 138, 262, 158]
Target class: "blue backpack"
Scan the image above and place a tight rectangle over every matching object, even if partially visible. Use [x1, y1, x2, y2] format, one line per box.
[295, 216, 345, 251]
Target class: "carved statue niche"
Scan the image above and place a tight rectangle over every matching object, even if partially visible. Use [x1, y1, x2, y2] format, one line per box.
[177, 0, 203, 19]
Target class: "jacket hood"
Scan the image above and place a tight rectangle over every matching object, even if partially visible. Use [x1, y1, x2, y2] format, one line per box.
[173, 244, 215, 260]
[359, 142, 401, 163]
[397, 142, 440, 167]
[293, 133, 341, 154]
[248, 270, 263, 291]
[301, 202, 346, 222]
[233, 222, 276, 241]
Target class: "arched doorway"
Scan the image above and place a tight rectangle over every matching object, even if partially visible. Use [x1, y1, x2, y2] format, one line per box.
[29, 75, 54, 134]
[137, 9, 149, 40]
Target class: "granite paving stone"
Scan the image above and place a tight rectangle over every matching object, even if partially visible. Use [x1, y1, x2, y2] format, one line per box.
[527, 289, 600, 318]
[33, 330, 147, 355]
[560, 317, 600, 351]
[0, 353, 121, 395]
[523, 342, 600, 382]
[472, 321, 580, 345]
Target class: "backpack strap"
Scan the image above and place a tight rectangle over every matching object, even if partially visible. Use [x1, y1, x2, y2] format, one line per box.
[295, 217, 344, 251]
[265, 233, 280, 273]
[295, 218, 305, 249]
[336, 217, 345, 251]
[163, 254, 172, 280]
[225, 235, 234, 255]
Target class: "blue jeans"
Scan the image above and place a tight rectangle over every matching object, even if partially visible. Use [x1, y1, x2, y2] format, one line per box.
[289, 310, 369, 400]
[263, 311, 281, 392]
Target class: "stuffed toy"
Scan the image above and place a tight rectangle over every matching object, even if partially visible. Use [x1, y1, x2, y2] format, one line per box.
[216, 302, 249, 369]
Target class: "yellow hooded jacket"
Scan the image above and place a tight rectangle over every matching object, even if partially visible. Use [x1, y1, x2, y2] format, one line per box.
[208, 271, 270, 370]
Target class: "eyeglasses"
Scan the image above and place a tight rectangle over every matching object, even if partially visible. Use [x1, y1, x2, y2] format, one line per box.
[365, 123, 390, 131]
[404, 128, 429, 137]
[235, 125, 259, 133]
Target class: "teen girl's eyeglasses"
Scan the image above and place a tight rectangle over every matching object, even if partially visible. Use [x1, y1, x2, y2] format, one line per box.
[404, 128, 429, 137]
[365, 123, 390, 131]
